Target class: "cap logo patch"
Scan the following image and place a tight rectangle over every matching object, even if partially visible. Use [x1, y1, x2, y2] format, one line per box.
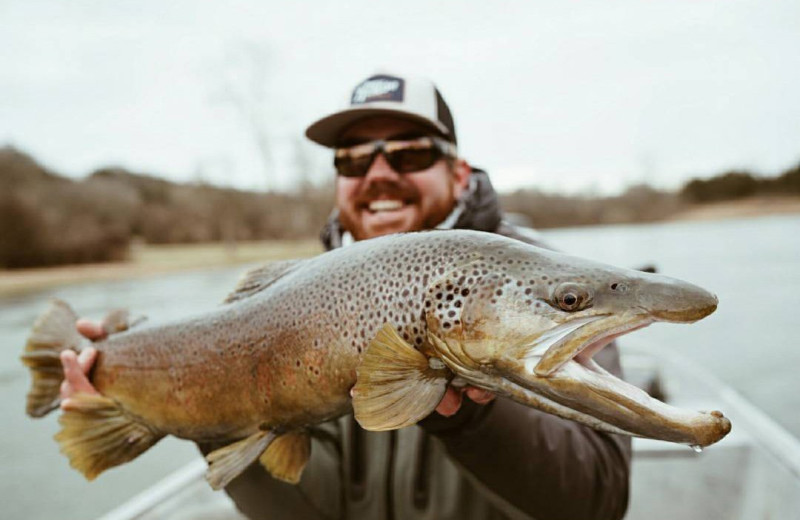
[351, 75, 405, 104]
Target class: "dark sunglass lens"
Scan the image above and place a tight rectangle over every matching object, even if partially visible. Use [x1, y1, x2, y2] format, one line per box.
[387, 148, 440, 173]
[335, 154, 374, 177]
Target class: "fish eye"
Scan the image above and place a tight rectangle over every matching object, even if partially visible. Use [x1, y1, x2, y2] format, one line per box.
[553, 283, 593, 312]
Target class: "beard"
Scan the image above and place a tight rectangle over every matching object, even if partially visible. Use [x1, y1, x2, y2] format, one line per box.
[338, 178, 458, 241]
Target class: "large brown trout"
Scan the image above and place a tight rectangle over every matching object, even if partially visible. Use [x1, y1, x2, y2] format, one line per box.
[22, 230, 730, 489]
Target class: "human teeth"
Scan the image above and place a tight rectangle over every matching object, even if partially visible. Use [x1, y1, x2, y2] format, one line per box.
[369, 200, 403, 212]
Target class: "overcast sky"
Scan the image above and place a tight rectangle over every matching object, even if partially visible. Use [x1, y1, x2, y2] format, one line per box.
[1, 0, 799, 194]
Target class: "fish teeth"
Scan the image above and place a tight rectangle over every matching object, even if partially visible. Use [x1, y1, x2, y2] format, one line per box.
[369, 200, 403, 212]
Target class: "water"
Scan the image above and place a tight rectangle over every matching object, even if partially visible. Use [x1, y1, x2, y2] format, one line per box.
[1, 215, 798, 519]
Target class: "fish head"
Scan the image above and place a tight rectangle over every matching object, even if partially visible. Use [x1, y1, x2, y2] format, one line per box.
[424, 239, 730, 447]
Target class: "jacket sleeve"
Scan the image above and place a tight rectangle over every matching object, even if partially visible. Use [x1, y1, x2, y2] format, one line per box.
[419, 344, 631, 520]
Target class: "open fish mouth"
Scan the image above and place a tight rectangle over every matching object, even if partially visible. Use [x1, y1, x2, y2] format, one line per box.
[492, 314, 732, 447]
[521, 314, 654, 377]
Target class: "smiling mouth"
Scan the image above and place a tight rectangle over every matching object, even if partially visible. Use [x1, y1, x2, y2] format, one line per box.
[367, 200, 406, 213]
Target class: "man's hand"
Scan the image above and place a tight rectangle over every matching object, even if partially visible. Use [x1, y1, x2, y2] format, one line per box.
[59, 319, 106, 409]
[435, 386, 495, 417]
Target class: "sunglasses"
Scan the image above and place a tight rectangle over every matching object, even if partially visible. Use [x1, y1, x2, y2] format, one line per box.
[334, 136, 457, 178]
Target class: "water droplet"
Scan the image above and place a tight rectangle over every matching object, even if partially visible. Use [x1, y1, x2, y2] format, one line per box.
[690, 444, 703, 453]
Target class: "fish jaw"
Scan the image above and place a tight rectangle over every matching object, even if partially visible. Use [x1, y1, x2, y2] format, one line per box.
[428, 304, 731, 447]
[495, 355, 731, 447]
[434, 310, 732, 448]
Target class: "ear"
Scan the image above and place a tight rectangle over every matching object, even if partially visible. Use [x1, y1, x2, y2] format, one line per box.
[452, 158, 472, 199]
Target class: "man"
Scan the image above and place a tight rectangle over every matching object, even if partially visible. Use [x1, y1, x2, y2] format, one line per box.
[61, 73, 631, 520]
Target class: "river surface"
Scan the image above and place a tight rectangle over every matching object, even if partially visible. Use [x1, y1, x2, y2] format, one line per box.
[1, 214, 798, 520]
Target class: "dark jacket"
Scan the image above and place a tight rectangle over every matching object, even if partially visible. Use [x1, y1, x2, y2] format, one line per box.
[221, 169, 631, 520]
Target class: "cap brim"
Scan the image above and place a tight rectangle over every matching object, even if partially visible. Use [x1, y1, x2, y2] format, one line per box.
[305, 107, 451, 148]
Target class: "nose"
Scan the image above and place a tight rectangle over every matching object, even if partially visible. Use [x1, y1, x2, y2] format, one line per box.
[364, 153, 401, 183]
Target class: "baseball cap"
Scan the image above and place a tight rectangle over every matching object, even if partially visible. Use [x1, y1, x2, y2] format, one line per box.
[305, 72, 457, 148]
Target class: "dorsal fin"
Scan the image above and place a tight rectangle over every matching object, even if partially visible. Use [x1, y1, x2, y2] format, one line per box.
[224, 259, 305, 304]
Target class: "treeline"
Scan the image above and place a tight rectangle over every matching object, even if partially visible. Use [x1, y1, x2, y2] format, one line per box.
[501, 162, 800, 229]
[501, 184, 683, 229]
[680, 166, 800, 202]
[0, 147, 333, 269]
[2, 145, 798, 269]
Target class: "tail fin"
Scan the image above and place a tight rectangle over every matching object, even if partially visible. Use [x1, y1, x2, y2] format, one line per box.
[20, 299, 88, 417]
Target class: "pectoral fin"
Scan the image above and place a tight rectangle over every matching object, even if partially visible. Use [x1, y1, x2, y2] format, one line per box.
[206, 430, 276, 490]
[259, 431, 311, 484]
[353, 323, 451, 431]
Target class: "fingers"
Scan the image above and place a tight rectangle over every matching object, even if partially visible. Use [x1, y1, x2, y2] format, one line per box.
[60, 348, 100, 406]
[65, 318, 103, 407]
[435, 386, 463, 417]
[76, 319, 107, 341]
[77, 347, 98, 374]
[465, 387, 495, 405]
[435, 385, 496, 417]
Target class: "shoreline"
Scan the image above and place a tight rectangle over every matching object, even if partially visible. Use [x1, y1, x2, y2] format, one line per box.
[2, 197, 799, 298]
[668, 196, 800, 222]
[0, 239, 322, 298]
